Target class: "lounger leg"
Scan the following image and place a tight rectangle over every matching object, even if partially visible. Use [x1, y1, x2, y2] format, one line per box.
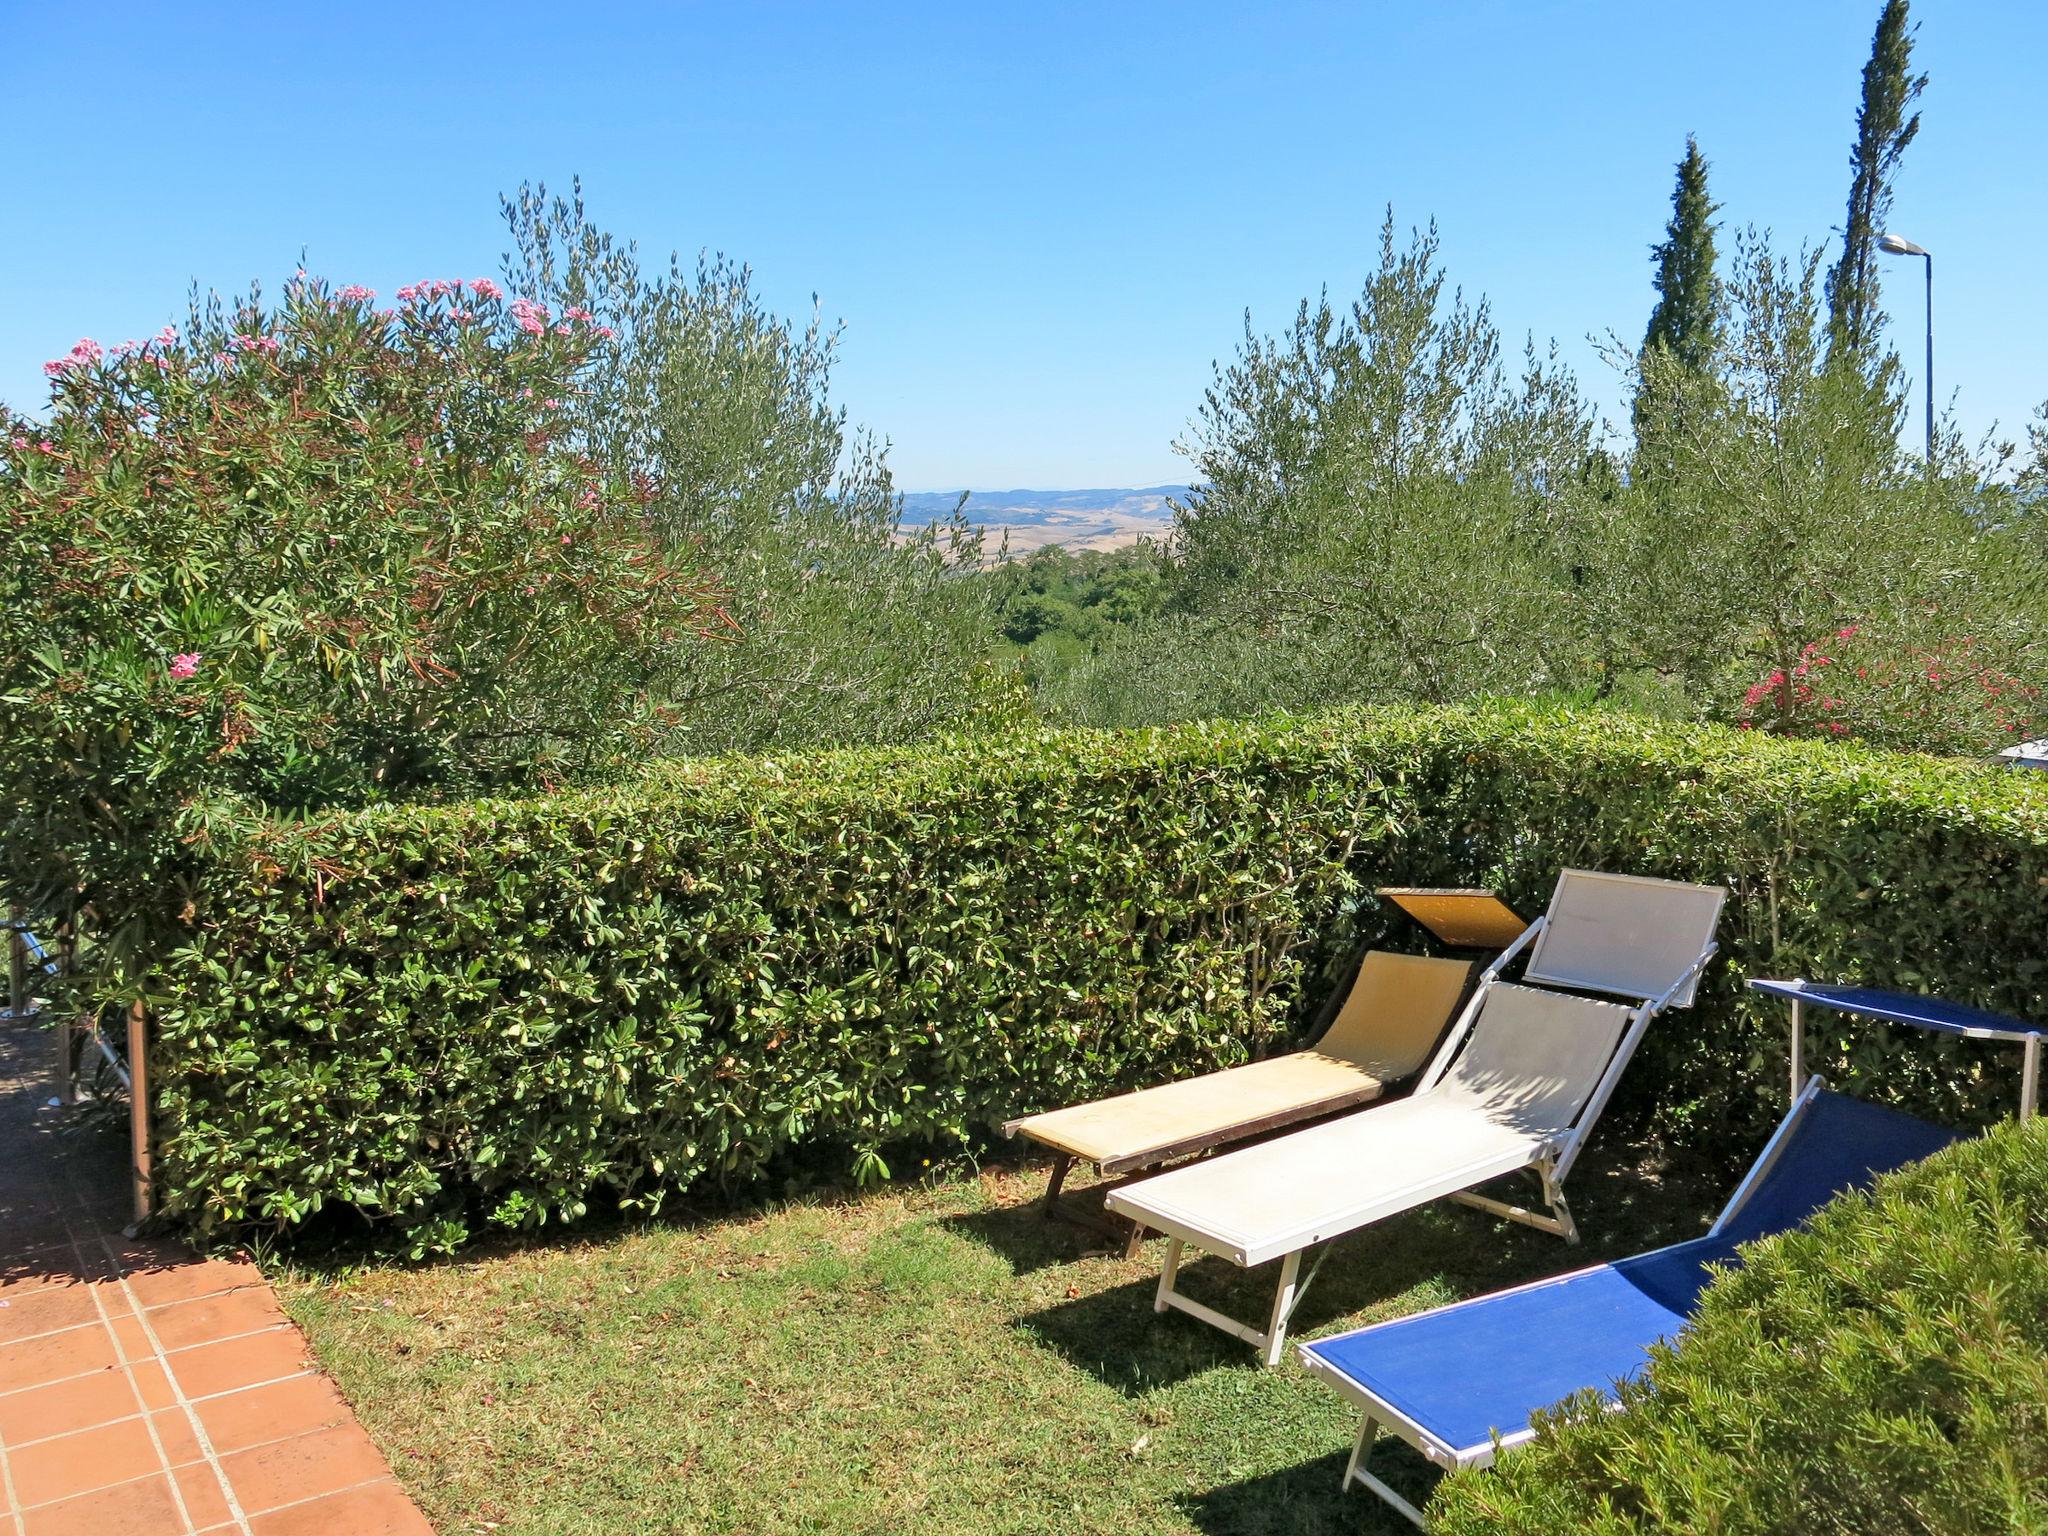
[1342, 1415, 1379, 1490]
[1549, 1188, 1579, 1246]
[1040, 1152, 1073, 1214]
[1261, 1249, 1303, 1368]
[1154, 1238, 1184, 1313]
[1121, 1219, 1149, 1261]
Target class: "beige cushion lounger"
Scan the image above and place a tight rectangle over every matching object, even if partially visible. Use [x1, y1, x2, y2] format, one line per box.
[1005, 951, 1476, 1178]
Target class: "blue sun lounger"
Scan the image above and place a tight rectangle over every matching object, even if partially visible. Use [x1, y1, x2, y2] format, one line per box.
[1296, 1079, 1960, 1527]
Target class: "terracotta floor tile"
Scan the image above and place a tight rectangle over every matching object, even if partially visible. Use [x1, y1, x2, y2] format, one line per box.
[0, 1323, 118, 1393]
[162, 1326, 310, 1402]
[194, 1374, 350, 1456]
[106, 1312, 153, 1366]
[147, 1407, 206, 1467]
[0, 1285, 102, 1345]
[126, 1359, 176, 1412]
[150, 1288, 288, 1354]
[123, 1257, 262, 1311]
[0, 1368, 138, 1447]
[221, 1423, 393, 1516]
[8, 1416, 163, 1509]
[170, 1461, 235, 1530]
[19, 1470, 182, 1536]
[247, 1477, 434, 1536]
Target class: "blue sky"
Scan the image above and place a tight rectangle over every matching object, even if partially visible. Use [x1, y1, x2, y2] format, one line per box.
[5, 1, 2042, 490]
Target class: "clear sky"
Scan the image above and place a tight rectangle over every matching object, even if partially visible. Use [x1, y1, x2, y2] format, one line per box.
[4, 1, 2042, 490]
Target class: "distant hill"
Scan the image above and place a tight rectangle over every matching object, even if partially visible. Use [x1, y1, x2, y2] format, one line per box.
[899, 485, 1184, 554]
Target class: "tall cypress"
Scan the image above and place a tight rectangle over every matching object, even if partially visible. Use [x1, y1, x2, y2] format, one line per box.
[1633, 136, 1720, 445]
[1824, 0, 1926, 364]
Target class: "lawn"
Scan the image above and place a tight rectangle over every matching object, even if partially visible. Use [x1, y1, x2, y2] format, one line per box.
[279, 1146, 1722, 1536]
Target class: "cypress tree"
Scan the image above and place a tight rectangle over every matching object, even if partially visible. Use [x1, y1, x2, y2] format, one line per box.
[1633, 136, 1720, 446]
[1824, 0, 1925, 364]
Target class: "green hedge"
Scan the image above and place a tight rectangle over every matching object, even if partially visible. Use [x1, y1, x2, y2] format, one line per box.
[1430, 1113, 2048, 1534]
[146, 705, 2048, 1252]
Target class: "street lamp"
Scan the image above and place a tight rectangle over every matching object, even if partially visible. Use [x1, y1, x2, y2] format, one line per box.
[1877, 232, 1932, 468]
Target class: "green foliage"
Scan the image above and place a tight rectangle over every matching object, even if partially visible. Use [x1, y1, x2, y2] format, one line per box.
[1632, 136, 1722, 468]
[1432, 1113, 2048, 1534]
[1640, 135, 1722, 375]
[142, 705, 2048, 1254]
[1631, 232, 2047, 746]
[1161, 214, 1609, 711]
[1824, 0, 1926, 366]
[0, 276, 727, 976]
[500, 181, 1015, 754]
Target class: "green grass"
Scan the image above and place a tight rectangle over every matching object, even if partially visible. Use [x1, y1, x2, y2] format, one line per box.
[278, 1147, 1720, 1535]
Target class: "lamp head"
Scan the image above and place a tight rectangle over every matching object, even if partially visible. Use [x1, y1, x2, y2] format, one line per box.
[1878, 233, 1930, 257]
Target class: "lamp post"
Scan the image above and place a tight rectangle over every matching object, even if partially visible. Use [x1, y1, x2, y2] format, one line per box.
[1877, 233, 1932, 468]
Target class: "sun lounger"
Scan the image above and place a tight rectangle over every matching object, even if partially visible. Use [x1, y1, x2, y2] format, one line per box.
[1004, 891, 1527, 1246]
[1296, 1079, 1960, 1526]
[1104, 870, 1726, 1364]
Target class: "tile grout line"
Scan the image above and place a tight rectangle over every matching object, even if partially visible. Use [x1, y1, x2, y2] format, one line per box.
[0, 1387, 26, 1536]
[68, 1213, 258, 1536]
[1, 1372, 322, 1454]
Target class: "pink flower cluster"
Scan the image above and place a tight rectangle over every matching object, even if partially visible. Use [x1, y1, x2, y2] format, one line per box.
[394, 278, 505, 305]
[336, 284, 376, 303]
[169, 652, 201, 681]
[231, 334, 282, 355]
[43, 338, 104, 378]
[509, 298, 551, 336]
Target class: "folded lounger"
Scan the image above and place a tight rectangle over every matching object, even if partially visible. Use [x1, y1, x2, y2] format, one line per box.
[1295, 1081, 1961, 1527]
[1104, 869, 1726, 1364]
[1003, 890, 1527, 1245]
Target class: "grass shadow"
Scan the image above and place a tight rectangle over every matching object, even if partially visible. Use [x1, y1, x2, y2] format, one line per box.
[1012, 1146, 1723, 1396]
[1176, 1446, 1437, 1536]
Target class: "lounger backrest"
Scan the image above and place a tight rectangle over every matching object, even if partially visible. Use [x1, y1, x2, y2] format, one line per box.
[1714, 1088, 1960, 1246]
[1315, 952, 1477, 1078]
[1434, 983, 1637, 1137]
[1523, 870, 1726, 1007]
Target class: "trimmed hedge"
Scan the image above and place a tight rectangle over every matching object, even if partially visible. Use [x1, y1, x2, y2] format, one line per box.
[1430, 1113, 2048, 1534]
[147, 705, 2048, 1251]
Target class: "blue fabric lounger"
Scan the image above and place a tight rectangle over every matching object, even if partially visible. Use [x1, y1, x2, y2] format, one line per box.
[1295, 1081, 1960, 1526]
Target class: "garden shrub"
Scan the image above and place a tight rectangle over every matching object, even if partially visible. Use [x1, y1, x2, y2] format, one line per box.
[129, 704, 2048, 1253]
[0, 275, 729, 975]
[1430, 1112, 2048, 1534]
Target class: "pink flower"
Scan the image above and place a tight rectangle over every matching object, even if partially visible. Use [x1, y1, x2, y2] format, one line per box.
[43, 338, 104, 376]
[154, 326, 178, 348]
[578, 486, 600, 509]
[336, 285, 375, 303]
[230, 334, 280, 354]
[472, 278, 503, 301]
[596, 325, 617, 339]
[169, 653, 201, 680]
[562, 305, 592, 322]
[508, 298, 549, 336]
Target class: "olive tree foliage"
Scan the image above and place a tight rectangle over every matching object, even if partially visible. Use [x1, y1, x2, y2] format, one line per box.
[1061, 215, 1613, 727]
[1627, 230, 2047, 749]
[500, 181, 1017, 753]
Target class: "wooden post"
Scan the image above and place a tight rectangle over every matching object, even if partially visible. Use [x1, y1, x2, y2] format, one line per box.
[127, 1000, 153, 1224]
[7, 909, 23, 1020]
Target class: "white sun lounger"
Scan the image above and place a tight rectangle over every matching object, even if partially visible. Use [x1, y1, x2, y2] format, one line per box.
[1104, 870, 1725, 1364]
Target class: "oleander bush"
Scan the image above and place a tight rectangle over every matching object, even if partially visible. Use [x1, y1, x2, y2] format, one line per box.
[1430, 1112, 2048, 1534]
[0, 274, 729, 977]
[134, 704, 2048, 1254]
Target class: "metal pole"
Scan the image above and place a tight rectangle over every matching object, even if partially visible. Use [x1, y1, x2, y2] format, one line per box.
[1788, 997, 1804, 1104]
[1922, 253, 1934, 470]
[128, 1000, 153, 1224]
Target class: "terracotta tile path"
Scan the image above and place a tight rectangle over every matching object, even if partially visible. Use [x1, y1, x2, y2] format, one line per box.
[0, 1012, 434, 1534]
